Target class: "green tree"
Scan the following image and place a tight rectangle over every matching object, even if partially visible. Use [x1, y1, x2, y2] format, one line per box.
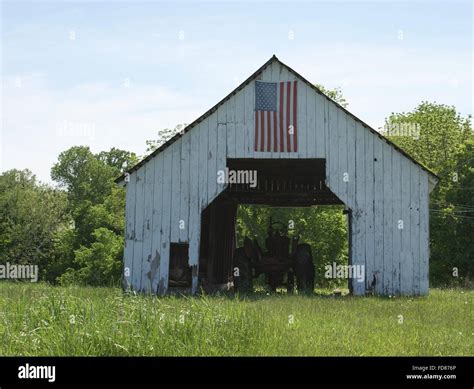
[315, 84, 348, 108]
[51, 146, 136, 285]
[146, 123, 187, 153]
[0, 169, 69, 281]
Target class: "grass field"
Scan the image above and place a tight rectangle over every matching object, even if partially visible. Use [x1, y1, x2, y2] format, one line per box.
[0, 283, 472, 356]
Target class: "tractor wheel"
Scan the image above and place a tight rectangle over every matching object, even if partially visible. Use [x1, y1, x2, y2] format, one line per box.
[287, 271, 295, 294]
[294, 244, 315, 294]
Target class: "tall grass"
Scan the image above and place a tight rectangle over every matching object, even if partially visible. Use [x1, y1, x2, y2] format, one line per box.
[0, 283, 472, 356]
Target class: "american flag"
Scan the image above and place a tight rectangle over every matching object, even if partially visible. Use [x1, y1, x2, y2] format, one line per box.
[254, 80, 298, 152]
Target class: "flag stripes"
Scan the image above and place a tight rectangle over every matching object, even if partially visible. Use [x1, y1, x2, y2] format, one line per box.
[254, 80, 297, 152]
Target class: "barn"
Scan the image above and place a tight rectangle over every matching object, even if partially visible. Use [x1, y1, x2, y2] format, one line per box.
[116, 55, 439, 296]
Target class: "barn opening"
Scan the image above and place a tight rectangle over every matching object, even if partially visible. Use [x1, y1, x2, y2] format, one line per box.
[197, 158, 351, 294]
[169, 243, 192, 289]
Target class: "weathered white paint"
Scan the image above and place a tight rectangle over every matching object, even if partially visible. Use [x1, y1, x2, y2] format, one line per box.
[121, 57, 437, 296]
[123, 171, 136, 289]
[150, 153, 164, 293]
[142, 160, 154, 293]
[131, 166, 145, 290]
[159, 148, 173, 294]
[400, 156, 412, 294]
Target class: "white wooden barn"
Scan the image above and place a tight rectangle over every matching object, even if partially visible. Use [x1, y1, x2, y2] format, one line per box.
[116, 55, 439, 296]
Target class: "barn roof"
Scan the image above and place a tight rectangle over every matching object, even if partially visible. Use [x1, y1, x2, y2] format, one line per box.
[115, 55, 439, 184]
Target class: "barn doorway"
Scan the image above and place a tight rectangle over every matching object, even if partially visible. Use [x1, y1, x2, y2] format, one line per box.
[234, 204, 349, 293]
[197, 159, 351, 294]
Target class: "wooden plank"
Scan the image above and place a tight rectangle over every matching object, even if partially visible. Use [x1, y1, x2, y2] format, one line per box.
[352, 121, 365, 295]
[226, 95, 236, 158]
[189, 128, 201, 293]
[150, 154, 164, 294]
[364, 128, 375, 293]
[170, 140, 182, 243]
[243, 74, 254, 158]
[327, 103, 338, 194]
[337, 108, 348, 202]
[208, 111, 218, 203]
[400, 157, 412, 295]
[141, 159, 155, 293]
[392, 151, 402, 295]
[179, 133, 191, 243]
[314, 93, 325, 159]
[306, 85, 316, 158]
[373, 137, 384, 294]
[419, 170, 429, 295]
[198, 118, 209, 210]
[123, 171, 136, 290]
[234, 88, 245, 158]
[132, 166, 145, 292]
[410, 166, 420, 295]
[382, 144, 393, 295]
[217, 121, 227, 197]
[297, 82, 307, 158]
[158, 148, 173, 295]
[347, 118, 357, 208]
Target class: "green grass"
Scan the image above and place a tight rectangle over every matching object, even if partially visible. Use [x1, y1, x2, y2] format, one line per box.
[0, 283, 472, 356]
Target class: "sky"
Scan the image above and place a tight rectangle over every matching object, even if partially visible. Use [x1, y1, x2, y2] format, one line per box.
[1, 1, 472, 184]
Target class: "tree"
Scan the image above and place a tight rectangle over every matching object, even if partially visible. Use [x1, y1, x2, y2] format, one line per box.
[315, 84, 348, 108]
[146, 123, 187, 153]
[0, 169, 69, 281]
[51, 146, 136, 285]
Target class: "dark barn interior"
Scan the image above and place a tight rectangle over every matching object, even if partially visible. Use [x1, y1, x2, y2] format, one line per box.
[194, 158, 347, 291]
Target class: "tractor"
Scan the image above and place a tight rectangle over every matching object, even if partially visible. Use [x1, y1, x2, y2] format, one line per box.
[233, 218, 315, 294]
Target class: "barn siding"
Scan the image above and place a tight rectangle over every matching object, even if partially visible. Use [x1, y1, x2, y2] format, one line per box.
[352, 120, 365, 296]
[131, 166, 145, 291]
[150, 153, 164, 293]
[142, 159, 155, 293]
[159, 148, 173, 294]
[123, 171, 136, 290]
[189, 128, 201, 291]
[180, 133, 191, 243]
[364, 129, 375, 292]
[400, 157, 412, 294]
[122, 58, 435, 296]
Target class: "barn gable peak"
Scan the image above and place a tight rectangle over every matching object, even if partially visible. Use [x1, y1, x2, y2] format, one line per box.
[116, 55, 439, 184]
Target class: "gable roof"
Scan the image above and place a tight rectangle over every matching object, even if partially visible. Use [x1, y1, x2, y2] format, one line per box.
[115, 55, 439, 184]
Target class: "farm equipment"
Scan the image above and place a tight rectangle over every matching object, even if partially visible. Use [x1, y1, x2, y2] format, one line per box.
[233, 218, 315, 293]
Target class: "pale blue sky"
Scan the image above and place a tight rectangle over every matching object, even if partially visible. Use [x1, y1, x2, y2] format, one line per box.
[1, 1, 472, 183]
